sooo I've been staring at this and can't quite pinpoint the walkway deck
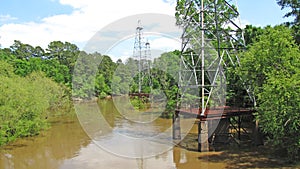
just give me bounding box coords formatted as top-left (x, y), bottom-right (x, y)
top-left (177, 106), bottom-right (255, 121)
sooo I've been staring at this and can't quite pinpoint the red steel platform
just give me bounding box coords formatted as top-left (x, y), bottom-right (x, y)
top-left (177, 106), bottom-right (255, 121)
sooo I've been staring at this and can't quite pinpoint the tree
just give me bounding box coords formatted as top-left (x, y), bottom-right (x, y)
top-left (46, 41), bottom-right (80, 87)
top-left (46, 41), bottom-right (79, 72)
top-left (10, 40), bottom-right (35, 60)
top-left (97, 54), bottom-right (116, 91)
top-left (32, 46), bottom-right (45, 58)
top-left (239, 25), bottom-right (300, 159)
top-left (72, 52), bottom-right (99, 99)
top-left (239, 25), bottom-right (299, 93)
top-left (95, 74), bottom-right (110, 98)
top-left (243, 25), bottom-right (264, 46)
top-left (277, 0), bottom-right (300, 44)
top-left (0, 60), bottom-right (69, 146)
top-left (152, 51), bottom-right (181, 117)
top-left (111, 57), bottom-right (137, 95)
top-left (0, 48), bottom-right (16, 62)
top-left (116, 59), bottom-right (123, 65)
top-left (40, 59), bottom-right (70, 84)
top-left (277, 0), bottom-right (300, 25)
top-left (258, 73), bottom-right (300, 160)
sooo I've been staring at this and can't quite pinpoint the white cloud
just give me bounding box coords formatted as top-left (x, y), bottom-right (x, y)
top-left (0, 14), bottom-right (17, 22)
top-left (0, 0), bottom-right (176, 49)
top-left (149, 37), bottom-right (181, 52)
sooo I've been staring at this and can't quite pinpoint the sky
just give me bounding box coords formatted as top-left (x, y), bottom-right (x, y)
top-left (0, 0), bottom-right (294, 60)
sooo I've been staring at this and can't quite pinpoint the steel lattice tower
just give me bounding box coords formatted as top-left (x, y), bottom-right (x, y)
top-left (177, 0), bottom-right (255, 115)
top-left (133, 20), bottom-right (152, 94)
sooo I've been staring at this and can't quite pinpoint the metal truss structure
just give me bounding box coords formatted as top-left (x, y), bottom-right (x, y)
top-left (133, 20), bottom-right (152, 94)
top-left (177, 0), bottom-right (256, 116)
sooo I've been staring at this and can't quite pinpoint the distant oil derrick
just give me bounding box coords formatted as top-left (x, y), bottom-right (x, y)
top-left (133, 20), bottom-right (152, 94)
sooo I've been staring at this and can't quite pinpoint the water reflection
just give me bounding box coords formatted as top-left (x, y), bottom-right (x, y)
top-left (75, 99), bottom-right (177, 158)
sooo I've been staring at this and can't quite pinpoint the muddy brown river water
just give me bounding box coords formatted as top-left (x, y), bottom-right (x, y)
top-left (0, 99), bottom-right (298, 169)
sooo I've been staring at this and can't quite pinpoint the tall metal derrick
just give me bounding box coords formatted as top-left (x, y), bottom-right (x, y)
top-left (133, 20), bottom-right (152, 94)
top-left (173, 0), bottom-right (257, 151)
top-left (176, 0), bottom-right (255, 115)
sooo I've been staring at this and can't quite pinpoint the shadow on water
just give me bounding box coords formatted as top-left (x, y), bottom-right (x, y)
top-left (177, 132), bottom-right (299, 169)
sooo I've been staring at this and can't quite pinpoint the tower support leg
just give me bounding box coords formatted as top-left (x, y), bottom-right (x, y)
top-left (253, 120), bottom-right (264, 146)
top-left (198, 120), bottom-right (209, 152)
top-left (173, 110), bottom-right (181, 140)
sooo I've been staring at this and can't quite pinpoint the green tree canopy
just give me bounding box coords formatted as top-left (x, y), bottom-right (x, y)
top-left (0, 60), bottom-right (69, 146)
top-left (277, 0), bottom-right (300, 44)
top-left (239, 25), bottom-right (300, 159)
top-left (277, 0), bottom-right (300, 25)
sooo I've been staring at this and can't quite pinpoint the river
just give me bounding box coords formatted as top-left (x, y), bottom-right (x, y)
top-left (0, 99), bottom-right (297, 169)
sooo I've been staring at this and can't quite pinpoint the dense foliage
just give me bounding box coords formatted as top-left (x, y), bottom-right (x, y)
top-left (239, 25), bottom-right (300, 159)
top-left (0, 40), bottom-right (81, 146)
top-left (277, 0), bottom-right (300, 44)
top-left (0, 60), bottom-right (69, 146)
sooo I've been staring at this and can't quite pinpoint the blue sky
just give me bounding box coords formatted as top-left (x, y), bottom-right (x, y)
top-left (238, 0), bottom-right (292, 26)
top-left (0, 0), bottom-right (73, 24)
top-left (0, 0), bottom-right (294, 53)
top-left (0, 0), bottom-right (292, 26)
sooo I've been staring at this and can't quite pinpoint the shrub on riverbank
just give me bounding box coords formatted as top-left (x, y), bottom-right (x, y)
top-left (0, 60), bottom-right (70, 146)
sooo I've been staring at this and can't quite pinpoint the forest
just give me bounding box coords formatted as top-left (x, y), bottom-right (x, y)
top-left (0, 0), bottom-right (299, 162)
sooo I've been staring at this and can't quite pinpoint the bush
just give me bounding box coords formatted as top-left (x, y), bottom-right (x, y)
top-left (258, 73), bottom-right (300, 160)
top-left (239, 26), bottom-right (300, 160)
top-left (0, 61), bottom-right (70, 146)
